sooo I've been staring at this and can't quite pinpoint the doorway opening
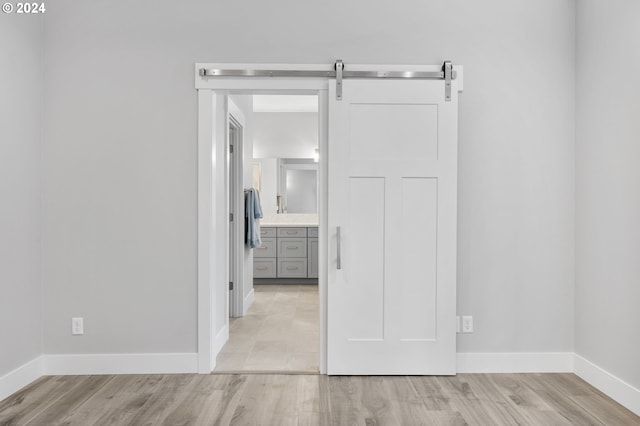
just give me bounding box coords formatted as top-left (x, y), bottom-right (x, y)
top-left (215, 94), bottom-right (321, 373)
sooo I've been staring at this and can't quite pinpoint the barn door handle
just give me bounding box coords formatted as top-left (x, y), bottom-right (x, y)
top-left (336, 226), bottom-right (342, 270)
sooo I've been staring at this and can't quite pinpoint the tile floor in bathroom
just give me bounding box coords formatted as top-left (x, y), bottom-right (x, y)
top-left (213, 284), bottom-right (319, 373)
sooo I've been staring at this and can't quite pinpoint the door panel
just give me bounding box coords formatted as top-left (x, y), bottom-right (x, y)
top-left (399, 178), bottom-right (437, 341)
top-left (349, 104), bottom-right (439, 161)
top-left (345, 177), bottom-right (385, 341)
top-left (328, 78), bottom-right (458, 375)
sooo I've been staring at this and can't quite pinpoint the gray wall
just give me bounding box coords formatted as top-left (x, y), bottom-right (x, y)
top-left (576, 0), bottom-right (640, 388)
top-left (42, 0), bottom-right (575, 355)
top-left (253, 112), bottom-right (318, 159)
top-left (0, 16), bottom-right (43, 374)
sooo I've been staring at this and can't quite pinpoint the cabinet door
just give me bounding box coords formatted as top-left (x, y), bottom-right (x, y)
top-left (254, 258), bottom-right (276, 278)
top-left (277, 238), bottom-right (307, 258)
top-left (254, 238), bottom-right (276, 258)
top-left (277, 259), bottom-right (308, 278)
top-left (308, 238), bottom-right (318, 278)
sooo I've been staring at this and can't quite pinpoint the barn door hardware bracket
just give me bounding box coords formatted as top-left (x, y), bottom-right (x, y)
top-left (443, 61), bottom-right (453, 102)
top-left (335, 60), bottom-right (344, 101)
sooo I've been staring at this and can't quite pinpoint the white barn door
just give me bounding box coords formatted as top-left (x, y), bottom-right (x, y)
top-left (327, 78), bottom-right (459, 375)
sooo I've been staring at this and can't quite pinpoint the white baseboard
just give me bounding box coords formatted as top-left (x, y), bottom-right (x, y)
top-left (574, 354), bottom-right (640, 416)
top-left (243, 288), bottom-right (255, 316)
top-left (213, 325), bottom-right (229, 358)
top-left (457, 352), bottom-right (574, 373)
top-left (43, 353), bottom-right (197, 375)
top-left (0, 356), bottom-right (43, 402)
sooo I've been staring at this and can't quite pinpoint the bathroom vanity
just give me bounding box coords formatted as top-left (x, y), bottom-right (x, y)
top-left (253, 214), bottom-right (318, 280)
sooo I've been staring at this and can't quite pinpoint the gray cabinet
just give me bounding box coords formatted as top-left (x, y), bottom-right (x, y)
top-left (254, 238), bottom-right (276, 258)
top-left (253, 258), bottom-right (276, 278)
top-left (254, 226), bottom-right (318, 279)
top-left (277, 238), bottom-right (307, 258)
top-left (277, 259), bottom-right (308, 278)
top-left (308, 238), bottom-right (318, 278)
top-left (253, 237), bottom-right (276, 278)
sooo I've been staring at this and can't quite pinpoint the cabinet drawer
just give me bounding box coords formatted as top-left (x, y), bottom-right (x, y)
top-left (260, 227), bottom-right (276, 238)
top-left (277, 259), bottom-right (308, 278)
top-left (277, 227), bottom-right (307, 238)
top-left (308, 227), bottom-right (318, 238)
top-left (277, 238), bottom-right (307, 258)
top-left (253, 258), bottom-right (276, 278)
top-left (254, 238), bottom-right (276, 257)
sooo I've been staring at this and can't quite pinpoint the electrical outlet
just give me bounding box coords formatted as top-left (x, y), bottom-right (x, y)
top-left (456, 316), bottom-right (461, 333)
top-left (462, 315), bottom-right (473, 333)
top-left (71, 317), bottom-right (84, 335)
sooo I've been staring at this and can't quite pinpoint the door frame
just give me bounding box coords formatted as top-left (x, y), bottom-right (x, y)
top-left (195, 62), bottom-right (463, 374)
top-left (196, 63), bottom-right (330, 373)
top-left (227, 99), bottom-right (246, 318)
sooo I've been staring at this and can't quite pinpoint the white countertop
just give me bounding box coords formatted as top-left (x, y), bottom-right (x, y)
top-left (260, 214), bottom-right (318, 227)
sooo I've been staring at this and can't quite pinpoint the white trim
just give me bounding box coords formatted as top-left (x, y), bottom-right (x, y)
top-left (456, 352), bottom-right (574, 373)
top-left (0, 356), bottom-right (43, 402)
top-left (228, 98), bottom-right (246, 318)
top-left (197, 89), bottom-right (215, 374)
top-left (196, 71), bottom-right (329, 378)
top-left (213, 324), bottom-right (230, 360)
top-left (43, 353), bottom-right (197, 376)
top-left (242, 288), bottom-right (255, 316)
top-left (574, 354), bottom-right (640, 416)
top-left (317, 90), bottom-right (328, 375)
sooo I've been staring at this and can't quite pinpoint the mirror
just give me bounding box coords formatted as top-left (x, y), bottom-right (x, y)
top-left (253, 157), bottom-right (318, 216)
top-left (283, 166), bottom-right (317, 214)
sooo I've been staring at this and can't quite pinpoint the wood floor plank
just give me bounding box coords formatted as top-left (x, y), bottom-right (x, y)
top-left (123, 374), bottom-right (200, 425)
top-left (486, 373), bottom-right (573, 425)
top-left (230, 374), bottom-right (303, 425)
top-left (0, 376), bottom-right (70, 424)
top-left (24, 375), bottom-right (114, 425)
top-left (358, 376), bottom-right (403, 425)
top-left (323, 376), bottom-right (370, 426)
top-left (520, 374), bottom-right (605, 425)
top-left (186, 375), bottom-right (248, 426)
top-left (384, 377), bottom-right (466, 426)
top-left (0, 373), bottom-right (638, 426)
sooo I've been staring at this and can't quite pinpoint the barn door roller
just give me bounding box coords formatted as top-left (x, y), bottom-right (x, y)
top-left (199, 60), bottom-right (457, 101)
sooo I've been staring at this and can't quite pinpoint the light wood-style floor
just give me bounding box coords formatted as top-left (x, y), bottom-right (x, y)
top-left (215, 284), bottom-right (319, 373)
top-left (1, 373), bottom-right (638, 425)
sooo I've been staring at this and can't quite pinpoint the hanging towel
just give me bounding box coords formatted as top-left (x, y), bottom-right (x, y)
top-left (245, 188), bottom-right (264, 248)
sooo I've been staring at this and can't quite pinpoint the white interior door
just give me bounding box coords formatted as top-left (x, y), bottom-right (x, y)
top-left (327, 78), bottom-right (459, 375)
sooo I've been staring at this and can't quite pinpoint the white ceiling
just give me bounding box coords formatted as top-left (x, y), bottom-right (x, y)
top-left (253, 95), bottom-right (318, 113)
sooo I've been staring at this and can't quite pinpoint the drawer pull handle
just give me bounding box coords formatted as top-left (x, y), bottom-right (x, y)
top-left (286, 231), bottom-right (297, 234)
top-left (256, 266), bottom-right (268, 270)
top-left (257, 246), bottom-right (267, 249)
top-left (286, 246), bottom-right (298, 249)
top-left (286, 266), bottom-right (299, 270)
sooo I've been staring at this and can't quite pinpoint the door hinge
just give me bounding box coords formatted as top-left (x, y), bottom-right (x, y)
top-left (229, 281), bottom-right (234, 290)
top-left (229, 213), bottom-right (234, 222)
top-left (229, 144), bottom-right (234, 154)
